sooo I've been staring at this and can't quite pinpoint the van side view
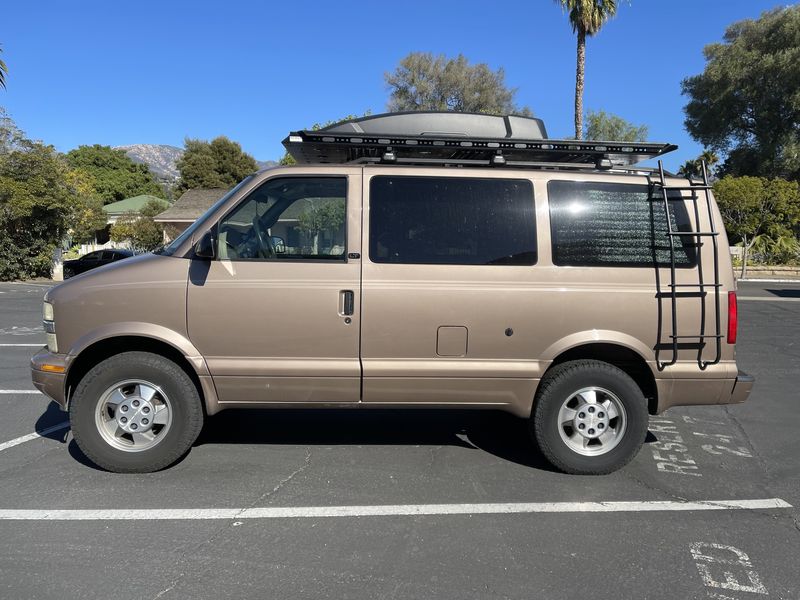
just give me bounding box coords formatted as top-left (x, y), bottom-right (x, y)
top-left (30, 112), bottom-right (753, 474)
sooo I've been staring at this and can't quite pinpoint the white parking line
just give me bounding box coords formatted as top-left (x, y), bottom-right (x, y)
top-left (0, 344), bottom-right (43, 347)
top-left (738, 296), bottom-right (800, 302)
top-left (1, 282), bottom-right (52, 287)
top-left (0, 498), bottom-right (790, 521)
top-left (0, 422), bottom-right (69, 453)
top-left (0, 390), bottom-right (42, 394)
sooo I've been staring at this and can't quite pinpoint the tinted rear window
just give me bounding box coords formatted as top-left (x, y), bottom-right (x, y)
top-left (548, 181), bottom-right (697, 267)
top-left (369, 176), bottom-right (536, 265)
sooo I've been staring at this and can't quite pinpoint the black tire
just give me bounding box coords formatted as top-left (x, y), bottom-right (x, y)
top-left (531, 359), bottom-right (648, 475)
top-left (63, 268), bottom-right (74, 279)
top-left (69, 351), bottom-right (204, 473)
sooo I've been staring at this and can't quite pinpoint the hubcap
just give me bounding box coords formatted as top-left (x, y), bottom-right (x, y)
top-left (95, 380), bottom-right (172, 452)
top-left (557, 386), bottom-right (627, 456)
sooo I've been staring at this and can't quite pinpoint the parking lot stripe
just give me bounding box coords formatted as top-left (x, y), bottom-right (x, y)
top-left (1, 282), bottom-right (52, 287)
top-left (0, 498), bottom-right (790, 521)
top-left (0, 344), bottom-right (43, 347)
top-left (0, 422), bottom-right (69, 453)
top-left (0, 390), bottom-right (42, 394)
top-left (738, 296), bottom-right (800, 302)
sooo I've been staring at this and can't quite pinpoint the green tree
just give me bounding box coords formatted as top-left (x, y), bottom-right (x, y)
top-left (713, 176), bottom-right (800, 277)
top-left (385, 52), bottom-right (531, 115)
top-left (556, 1), bottom-right (621, 140)
top-left (682, 6), bottom-right (800, 180)
top-left (677, 149), bottom-right (719, 180)
top-left (750, 233), bottom-right (800, 265)
top-left (65, 169), bottom-right (106, 243)
top-left (297, 199), bottom-right (345, 254)
top-left (139, 197), bottom-right (169, 218)
top-left (66, 145), bottom-right (163, 204)
top-left (0, 44), bottom-right (8, 90)
top-left (0, 111), bottom-right (75, 279)
top-left (176, 136), bottom-right (257, 194)
top-left (584, 110), bottom-right (647, 141)
top-left (110, 198), bottom-right (169, 252)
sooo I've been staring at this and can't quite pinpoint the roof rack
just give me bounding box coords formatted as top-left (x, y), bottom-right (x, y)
top-left (282, 112), bottom-right (677, 171)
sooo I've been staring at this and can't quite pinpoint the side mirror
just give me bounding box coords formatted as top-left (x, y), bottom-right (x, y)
top-left (194, 230), bottom-right (216, 260)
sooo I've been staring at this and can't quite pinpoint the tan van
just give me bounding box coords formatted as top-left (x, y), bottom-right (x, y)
top-left (31, 112), bottom-right (753, 474)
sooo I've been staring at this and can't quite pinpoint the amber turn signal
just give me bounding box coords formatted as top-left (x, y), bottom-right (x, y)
top-left (40, 364), bottom-right (65, 373)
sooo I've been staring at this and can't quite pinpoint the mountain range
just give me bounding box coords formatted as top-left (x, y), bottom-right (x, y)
top-left (115, 144), bottom-right (278, 182)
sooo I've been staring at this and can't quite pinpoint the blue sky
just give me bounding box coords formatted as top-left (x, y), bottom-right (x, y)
top-left (1, 0), bottom-right (790, 170)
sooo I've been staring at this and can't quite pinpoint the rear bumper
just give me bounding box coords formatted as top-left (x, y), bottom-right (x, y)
top-left (30, 348), bottom-right (68, 410)
top-left (729, 370), bottom-right (755, 404)
top-left (654, 365), bottom-right (755, 413)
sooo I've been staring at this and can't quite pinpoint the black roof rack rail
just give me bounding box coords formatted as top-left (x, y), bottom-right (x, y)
top-left (282, 112), bottom-right (677, 170)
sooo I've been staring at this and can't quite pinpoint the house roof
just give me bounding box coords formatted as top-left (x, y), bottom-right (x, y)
top-left (154, 188), bottom-right (229, 222)
top-left (103, 195), bottom-right (168, 215)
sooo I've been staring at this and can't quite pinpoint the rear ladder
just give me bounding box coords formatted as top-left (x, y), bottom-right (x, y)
top-left (653, 160), bottom-right (722, 370)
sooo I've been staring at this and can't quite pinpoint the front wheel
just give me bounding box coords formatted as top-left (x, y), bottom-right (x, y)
top-left (531, 360), bottom-right (648, 475)
top-left (70, 351), bottom-right (204, 473)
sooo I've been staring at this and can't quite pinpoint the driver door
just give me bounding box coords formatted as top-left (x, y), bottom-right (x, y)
top-left (186, 171), bottom-right (362, 406)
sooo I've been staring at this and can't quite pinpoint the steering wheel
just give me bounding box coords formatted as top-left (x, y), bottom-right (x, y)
top-left (252, 216), bottom-right (275, 258)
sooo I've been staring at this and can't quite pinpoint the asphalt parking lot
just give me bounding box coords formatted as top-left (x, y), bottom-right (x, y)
top-left (0, 280), bottom-right (798, 599)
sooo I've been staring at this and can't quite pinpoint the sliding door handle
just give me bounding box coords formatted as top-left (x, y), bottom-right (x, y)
top-left (340, 290), bottom-right (355, 316)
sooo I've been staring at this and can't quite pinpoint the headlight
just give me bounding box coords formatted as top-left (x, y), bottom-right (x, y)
top-left (43, 302), bottom-right (57, 353)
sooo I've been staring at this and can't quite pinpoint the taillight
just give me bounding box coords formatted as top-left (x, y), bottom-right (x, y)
top-left (727, 291), bottom-right (738, 344)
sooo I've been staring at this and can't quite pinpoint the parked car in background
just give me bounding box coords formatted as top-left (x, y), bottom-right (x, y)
top-left (63, 249), bottom-right (135, 279)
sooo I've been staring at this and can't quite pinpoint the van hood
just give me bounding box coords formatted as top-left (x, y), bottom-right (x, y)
top-left (46, 253), bottom-right (182, 304)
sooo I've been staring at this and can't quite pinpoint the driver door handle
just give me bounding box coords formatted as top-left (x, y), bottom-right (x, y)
top-left (340, 290), bottom-right (355, 316)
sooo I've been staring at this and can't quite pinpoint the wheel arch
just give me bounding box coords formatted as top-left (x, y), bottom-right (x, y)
top-left (544, 341), bottom-right (658, 415)
top-left (64, 333), bottom-right (216, 414)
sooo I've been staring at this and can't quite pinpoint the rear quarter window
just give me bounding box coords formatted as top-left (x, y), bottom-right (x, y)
top-left (547, 180), bottom-right (697, 268)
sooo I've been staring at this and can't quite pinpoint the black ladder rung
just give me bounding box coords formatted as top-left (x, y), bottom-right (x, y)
top-left (668, 231), bottom-right (719, 237)
top-left (656, 291), bottom-right (707, 298)
top-left (669, 335), bottom-right (723, 339)
top-left (659, 185), bottom-right (714, 191)
top-left (655, 342), bottom-right (705, 351)
top-left (669, 283), bottom-right (722, 288)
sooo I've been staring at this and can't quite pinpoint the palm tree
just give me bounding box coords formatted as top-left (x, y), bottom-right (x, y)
top-left (678, 150), bottom-right (720, 180)
top-left (699, 149), bottom-right (719, 171)
top-left (0, 45), bottom-right (7, 90)
top-left (556, 1), bottom-right (619, 139)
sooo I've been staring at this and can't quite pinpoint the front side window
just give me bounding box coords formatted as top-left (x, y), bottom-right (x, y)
top-left (548, 181), bottom-right (697, 267)
top-left (369, 176), bottom-right (536, 265)
top-left (217, 177), bottom-right (347, 261)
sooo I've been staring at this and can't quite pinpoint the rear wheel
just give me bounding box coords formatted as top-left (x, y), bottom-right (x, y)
top-left (70, 351), bottom-right (204, 473)
top-left (531, 359), bottom-right (648, 475)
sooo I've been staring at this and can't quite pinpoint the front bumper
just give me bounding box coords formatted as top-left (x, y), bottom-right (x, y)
top-left (30, 348), bottom-right (68, 410)
top-left (729, 370), bottom-right (755, 404)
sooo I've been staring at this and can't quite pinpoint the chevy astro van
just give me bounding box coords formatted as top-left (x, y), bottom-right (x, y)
top-left (31, 112), bottom-right (753, 474)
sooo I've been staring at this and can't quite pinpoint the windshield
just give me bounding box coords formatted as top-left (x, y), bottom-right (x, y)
top-left (155, 176), bottom-right (255, 256)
